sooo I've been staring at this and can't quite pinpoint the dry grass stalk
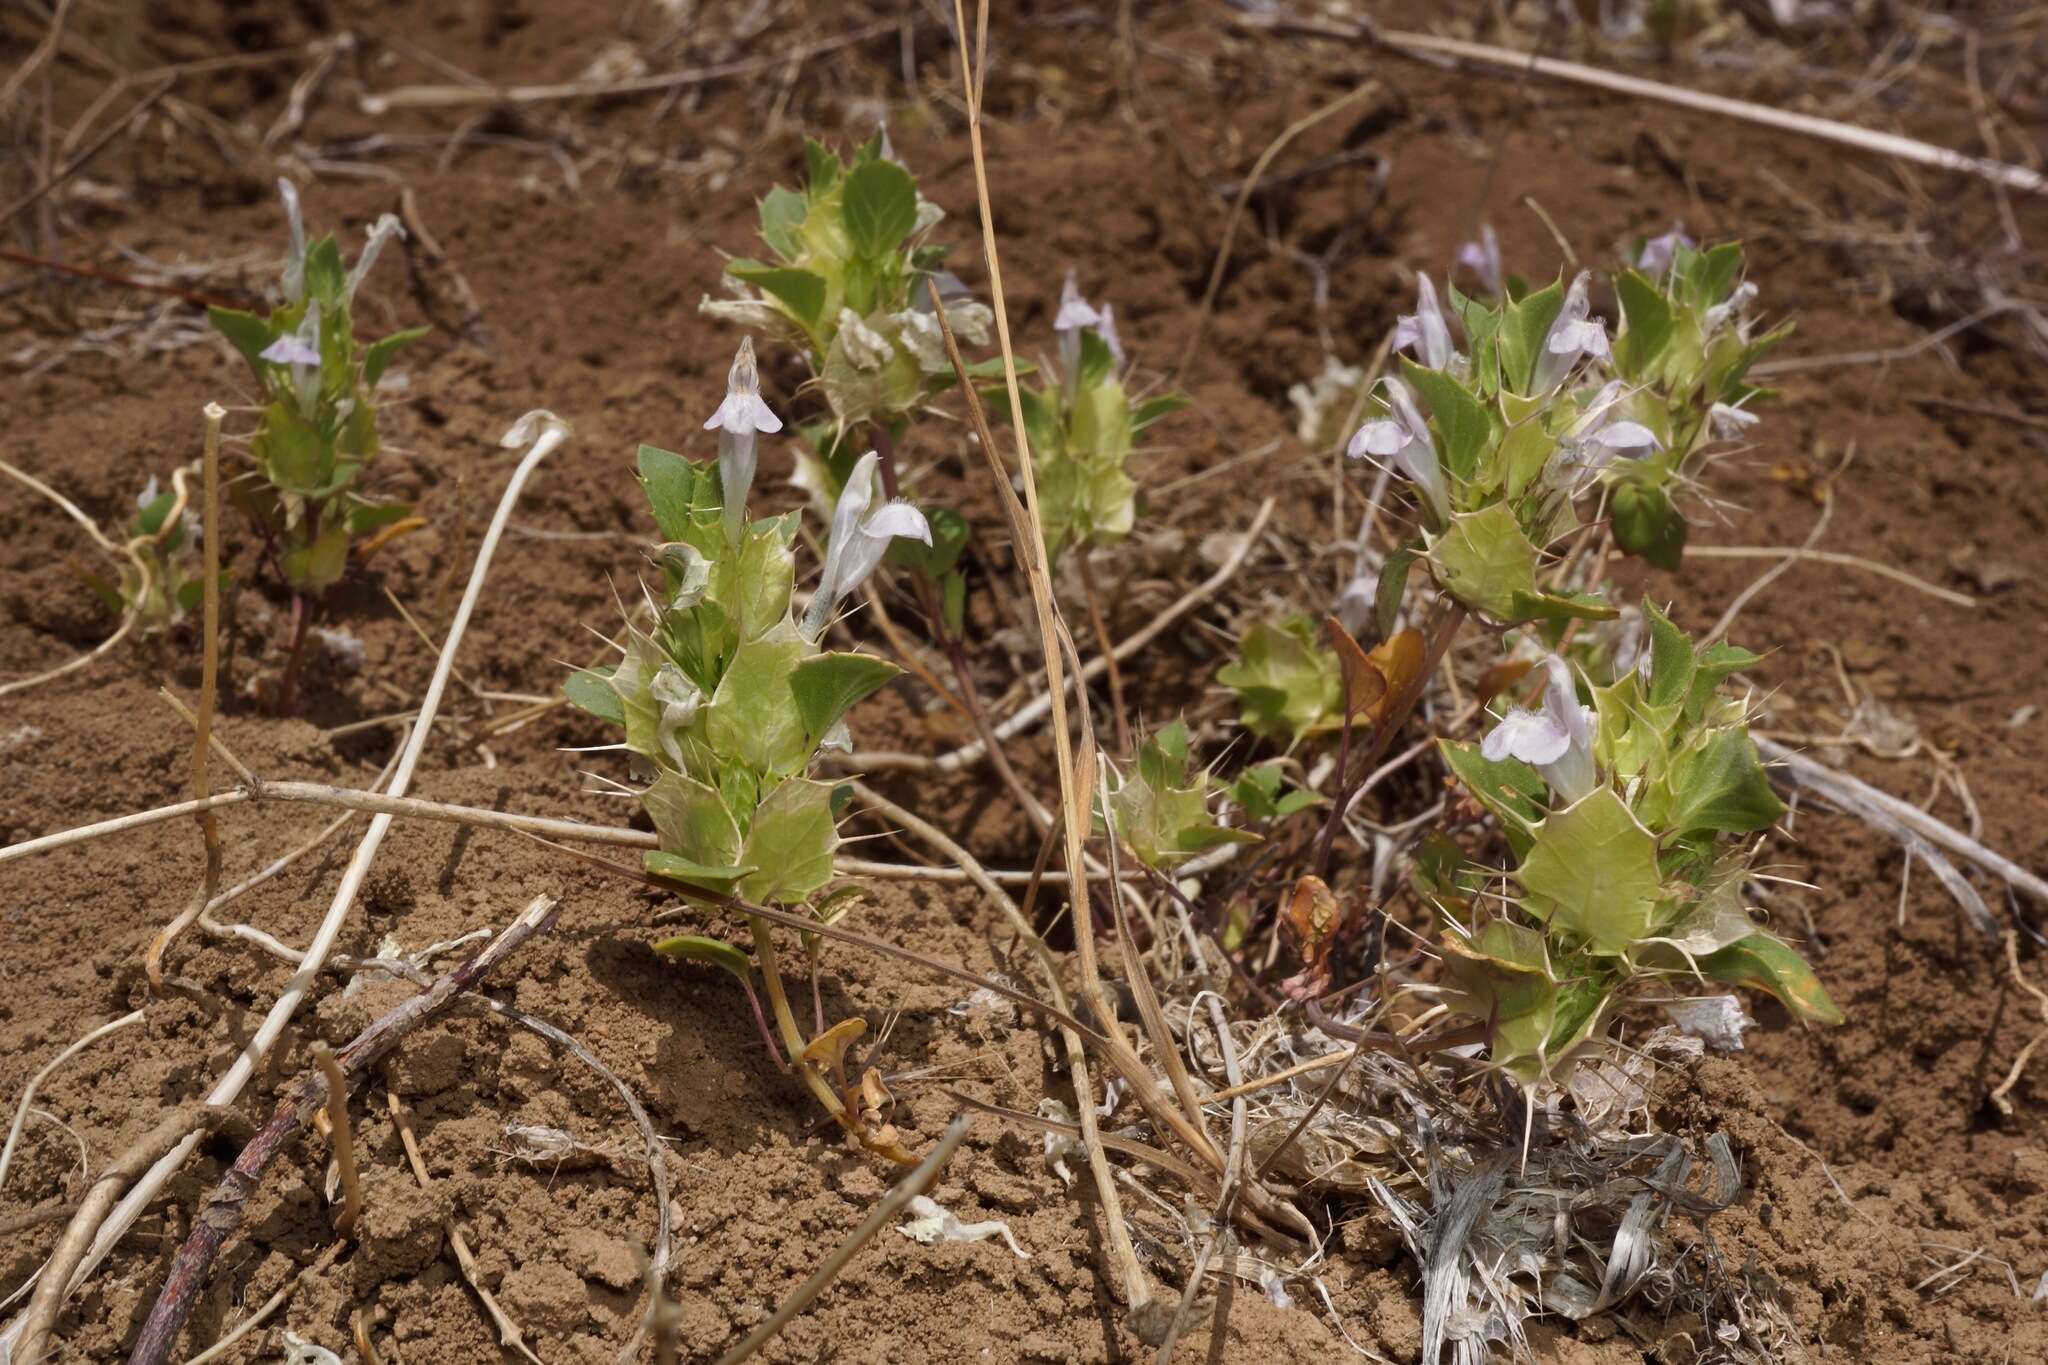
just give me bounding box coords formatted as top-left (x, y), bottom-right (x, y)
top-left (145, 402), bottom-right (226, 989)
top-left (310, 1044), bottom-right (363, 1236)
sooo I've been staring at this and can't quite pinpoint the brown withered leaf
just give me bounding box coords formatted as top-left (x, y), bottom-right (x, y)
top-left (1364, 628), bottom-right (1426, 726)
top-left (1283, 874), bottom-right (1343, 968)
top-left (1323, 615), bottom-right (1388, 716)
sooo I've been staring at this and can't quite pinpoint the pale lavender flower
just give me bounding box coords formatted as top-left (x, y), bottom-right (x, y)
top-left (1530, 271), bottom-right (1609, 394)
top-left (1481, 656), bottom-right (1598, 805)
top-left (1555, 380), bottom-right (1658, 491)
top-left (1054, 270), bottom-right (1102, 393)
top-left (260, 333), bottom-right (320, 367)
top-left (1456, 225), bottom-right (1504, 298)
top-left (1704, 281), bottom-right (1758, 337)
top-left (261, 300), bottom-right (322, 415)
top-left (1633, 223), bottom-right (1694, 279)
top-left (801, 451), bottom-right (932, 639)
top-left (1709, 401), bottom-right (1760, 441)
top-left (343, 214), bottom-right (406, 307)
top-left (277, 178), bottom-right (308, 304)
top-left (1347, 377), bottom-right (1450, 524)
top-left (703, 337), bottom-right (782, 540)
top-left (1391, 272), bottom-right (1456, 372)
top-left (1096, 301), bottom-right (1125, 370)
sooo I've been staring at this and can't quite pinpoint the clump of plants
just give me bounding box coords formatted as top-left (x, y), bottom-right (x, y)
top-left (564, 340), bottom-right (931, 1161)
top-left (1200, 233), bottom-right (1832, 1095)
top-left (207, 180), bottom-right (426, 710)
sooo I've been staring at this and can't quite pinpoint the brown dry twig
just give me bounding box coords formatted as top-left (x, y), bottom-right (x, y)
top-left (1990, 932), bottom-right (2048, 1118)
top-left (18, 1105), bottom-right (238, 1364)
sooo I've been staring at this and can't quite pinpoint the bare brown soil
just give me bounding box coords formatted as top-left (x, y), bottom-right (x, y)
top-left (4, 2), bottom-right (2048, 1362)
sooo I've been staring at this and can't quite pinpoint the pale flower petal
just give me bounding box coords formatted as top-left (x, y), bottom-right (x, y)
top-left (1482, 707), bottom-right (1573, 766)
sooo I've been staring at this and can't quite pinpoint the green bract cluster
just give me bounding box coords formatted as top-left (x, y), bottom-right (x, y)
top-left (1353, 236), bottom-right (1785, 631)
top-left (1101, 722), bottom-right (1258, 871)
top-left (562, 445), bottom-right (904, 908)
top-left (208, 181), bottom-right (424, 597)
top-left (1215, 615), bottom-right (1345, 744)
top-left (994, 276), bottom-right (1185, 556)
top-left (1424, 604), bottom-right (1837, 1088)
top-left (1604, 237), bottom-right (1792, 567)
top-left (86, 479), bottom-right (212, 633)
top-left (699, 132), bottom-right (994, 489)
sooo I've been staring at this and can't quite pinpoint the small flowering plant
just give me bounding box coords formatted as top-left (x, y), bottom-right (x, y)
top-left (82, 477), bottom-right (212, 634)
top-left (1423, 604), bottom-right (1838, 1088)
top-left (566, 341), bottom-right (930, 1160)
top-left (207, 180), bottom-right (424, 599)
top-left (700, 132), bottom-right (995, 494)
top-left (994, 273), bottom-right (1186, 556)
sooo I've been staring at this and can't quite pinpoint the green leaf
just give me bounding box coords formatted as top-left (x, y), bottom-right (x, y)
top-left (789, 651), bottom-right (901, 749)
top-left (644, 853), bottom-right (757, 895)
top-left (1401, 360), bottom-right (1491, 481)
top-left (303, 235), bottom-right (346, 306)
top-left (1497, 280), bottom-right (1564, 396)
top-left (1516, 788), bottom-right (1662, 955)
top-left (706, 629), bottom-right (811, 777)
top-left (1611, 481), bottom-right (1687, 571)
top-left (132, 490), bottom-right (180, 539)
top-left (1215, 616), bottom-right (1344, 742)
top-left (803, 137), bottom-right (843, 193)
top-left (759, 185), bottom-right (808, 259)
top-left (1375, 543), bottom-right (1419, 643)
top-left (730, 263), bottom-right (828, 327)
top-left (643, 770), bottom-right (745, 868)
top-left (841, 161), bottom-right (920, 260)
top-left (1438, 739), bottom-right (1547, 833)
top-left (637, 444), bottom-right (704, 544)
top-left (1642, 600), bottom-right (1696, 710)
top-left (1131, 394), bottom-right (1189, 432)
top-left (739, 778), bottom-right (840, 905)
top-left (563, 666), bottom-right (625, 725)
top-left (1507, 589), bottom-right (1620, 624)
top-left (1692, 242), bottom-right (1746, 312)
top-left (1687, 641), bottom-right (1763, 724)
top-left (345, 501), bottom-right (414, 535)
top-left (280, 523), bottom-right (351, 594)
top-left (363, 326), bottom-right (429, 389)
top-left (1699, 933), bottom-right (1842, 1025)
top-left (1664, 729), bottom-right (1786, 837)
top-left (652, 934), bottom-right (754, 980)
top-left (1430, 503), bottom-right (1538, 620)
top-left (208, 306), bottom-right (275, 369)
top-left (256, 401), bottom-right (331, 493)
top-left (1613, 269), bottom-right (1674, 380)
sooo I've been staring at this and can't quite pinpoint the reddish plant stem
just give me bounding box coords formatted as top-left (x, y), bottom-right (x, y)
top-left (125, 901), bottom-right (559, 1365)
top-left (277, 591), bottom-right (311, 716)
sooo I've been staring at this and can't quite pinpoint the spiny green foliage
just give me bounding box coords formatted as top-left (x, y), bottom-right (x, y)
top-left (1424, 606), bottom-right (1833, 1089)
top-left (699, 131), bottom-right (996, 491)
top-left (208, 182), bottom-right (424, 597)
top-left (990, 279), bottom-right (1186, 555)
top-left (1101, 721), bottom-right (1259, 870)
top-left (1215, 616), bottom-right (1346, 744)
top-left (562, 446), bottom-right (902, 907)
